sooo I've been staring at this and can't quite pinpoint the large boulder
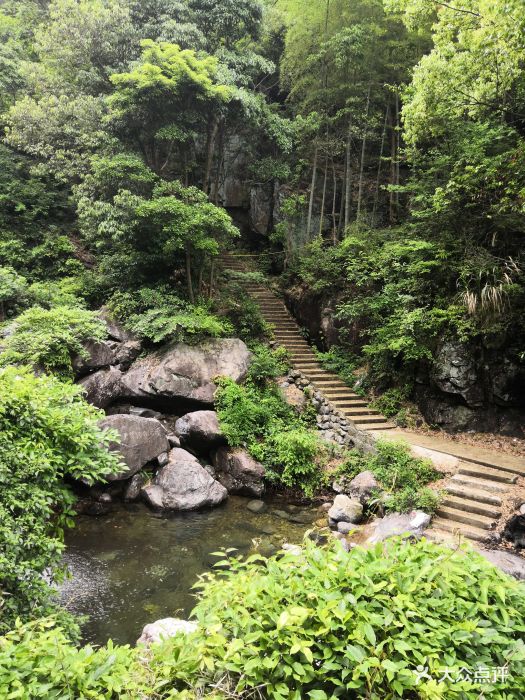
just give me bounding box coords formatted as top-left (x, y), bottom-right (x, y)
top-left (99, 414), bottom-right (169, 481)
top-left (73, 340), bottom-right (117, 375)
top-left (175, 411), bottom-right (225, 453)
top-left (98, 307), bottom-right (137, 343)
top-left (212, 447), bottom-right (265, 497)
top-left (119, 338), bottom-right (251, 408)
top-left (145, 448), bottom-right (227, 511)
top-left (367, 511), bottom-right (431, 544)
top-left (431, 340), bottom-right (483, 408)
top-left (137, 618), bottom-right (197, 646)
top-left (328, 495), bottom-right (363, 524)
top-left (333, 470), bottom-right (379, 505)
top-left (79, 366), bottom-right (124, 409)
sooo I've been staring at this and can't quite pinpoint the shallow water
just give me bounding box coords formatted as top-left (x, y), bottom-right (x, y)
top-left (61, 497), bottom-right (315, 645)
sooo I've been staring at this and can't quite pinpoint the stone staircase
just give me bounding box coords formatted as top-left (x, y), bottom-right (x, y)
top-left (222, 252), bottom-right (525, 543)
top-left (222, 253), bottom-right (395, 431)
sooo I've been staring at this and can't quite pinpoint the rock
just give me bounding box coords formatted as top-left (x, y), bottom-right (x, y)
top-left (409, 445), bottom-right (458, 476)
top-left (478, 550), bottom-right (525, 581)
top-left (123, 472), bottom-right (147, 502)
top-left (282, 384), bottom-right (307, 413)
top-left (167, 434), bottom-right (181, 448)
top-left (432, 341), bottom-right (483, 407)
top-left (73, 340), bottom-right (117, 375)
top-left (273, 509), bottom-right (290, 521)
top-left (129, 406), bottom-right (162, 419)
top-left (99, 414), bottom-right (170, 481)
top-left (212, 447), bottom-right (265, 497)
top-left (328, 495), bottom-right (363, 524)
top-left (137, 618), bottom-right (197, 646)
top-left (282, 543), bottom-right (302, 556)
top-left (337, 521), bottom-right (355, 535)
top-left (141, 484), bottom-right (164, 510)
top-left (175, 411), bottom-right (225, 453)
top-left (79, 366), bottom-right (124, 409)
top-left (149, 448), bottom-right (227, 511)
top-left (333, 471), bottom-right (379, 506)
top-left (111, 340), bottom-right (142, 370)
top-left (520, 504), bottom-right (525, 516)
top-left (503, 514), bottom-right (525, 548)
top-left (99, 307), bottom-right (137, 343)
top-left (247, 499), bottom-right (267, 514)
top-left (288, 510), bottom-right (316, 524)
top-left (119, 338), bottom-right (251, 408)
top-left (367, 511), bottom-right (431, 544)
top-left (319, 502), bottom-right (332, 512)
top-left (157, 452), bottom-right (169, 467)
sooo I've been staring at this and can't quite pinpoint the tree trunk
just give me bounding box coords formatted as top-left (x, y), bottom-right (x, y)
top-left (331, 159), bottom-right (338, 243)
top-left (372, 104), bottom-right (389, 226)
top-left (395, 91), bottom-right (400, 212)
top-left (356, 85), bottom-right (371, 223)
top-left (319, 157), bottom-right (328, 237)
top-left (306, 142), bottom-right (318, 239)
top-left (209, 259), bottom-right (215, 299)
top-left (203, 116), bottom-right (219, 197)
top-left (344, 118), bottom-right (352, 231)
top-left (185, 247), bottom-right (195, 303)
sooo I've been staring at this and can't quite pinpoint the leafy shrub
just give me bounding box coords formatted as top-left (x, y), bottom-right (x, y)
top-left (246, 344), bottom-right (290, 385)
top-left (0, 618), bottom-right (147, 699)
top-left (337, 439), bottom-right (440, 513)
top-left (215, 376), bottom-right (324, 495)
top-left (0, 266), bottom-right (28, 320)
top-left (108, 286), bottom-right (233, 345)
top-left (0, 305), bottom-right (106, 377)
top-left (218, 282), bottom-right (271, 341)
top-left (370, 387), bottom-right (410, 419)
top-left (161, 538), bottom-right (525, 699)
top-left (315, 347), bottom-right (360, 387)
top-left (0, 367), bottom-right (122, 632)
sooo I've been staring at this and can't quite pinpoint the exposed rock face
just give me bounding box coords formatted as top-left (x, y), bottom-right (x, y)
top-left (175, 411), bottom-right (225, 453)
top-left (123, 472), bottom-right (147, 502)
top-left (333, 471), bottom-right (379, 506)
top-left (73, 340), bottom-right (117, 375)
top-left (212, 447), bottom-right (265, 497)
top-left (431, 341), bottom-right (483, 407)
top-left (98, 307), bottom-right (137, 343)
top-left (119, 338), bottom-right (251, 408)
top-left (503, 513), bottom-right (525, 548)
top-left (99, 414), bottom-right (169, 481)
top-left (367, 511), bottom-right (431, 544)
top-left (479, 550), bottom-right (525, 581)
top-left (79, 366), bottom-right (124, 409)
top-left (137, 618), bottom-right (197, 646)
top-left (328, 495), bottom-right (363, 524)
top-left (146, 448), bottom-right (227, 511)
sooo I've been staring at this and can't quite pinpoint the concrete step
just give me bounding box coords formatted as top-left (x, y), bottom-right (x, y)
top-left (350, 415), bottom-right (390, 424)
top-left (428, 521), bottom-right (489, 543)
top-left (458, 463), bottom-right (518, 485)
top-left (331, 400), bottom-right (369, 408)
top-left (450, 473), bottom-right (509, 494)
top-left (341, 407), bottom-right (383, 416)
top-left (354, 422), bottom-right (396, 430)
top-left (441, 496), bottom-right (501, 519)
top-left (435, 505), bottom-right (496, 530)
top-left (445, 483), bottom-right (502, 506)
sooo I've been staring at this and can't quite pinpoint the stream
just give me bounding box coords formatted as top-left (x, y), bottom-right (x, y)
top-left (60, 497), bottom-right (316, 645)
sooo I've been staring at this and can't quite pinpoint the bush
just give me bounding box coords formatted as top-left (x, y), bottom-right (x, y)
top-left (370, 387), bottom-right (411, 419)
top-left (0, 367), bottom-right (122, 632)
top-left (0, 305), bottom-right (106, 378)
top-left (337, 440), bottom-right (440, 513)
top-left (215, 375), bottom-right (324, 495)
top-left (246, 344), bottom-right (290, 385)
top-left (162, 538), bottom-right (525, 699)
top-left (0, 619), bottom-right (147, 699)
top-left (107, 286), bottom-right (233, 345)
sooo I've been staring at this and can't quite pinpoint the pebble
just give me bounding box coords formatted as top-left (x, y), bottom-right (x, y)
top-left (247, 499), bottom-right (267, 514)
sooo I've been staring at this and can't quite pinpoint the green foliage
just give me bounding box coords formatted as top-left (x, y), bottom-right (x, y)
top-left (163, 538), bottom-right (525, 699)
top-left (246, 344), bottom-right (290, 385)
top-left (315, 347), bottom-right (360, 387)
top-left (216, 369), bottom-right (323, 496)
top-left (108, 286), bottom-right (232, 345)
top-left (0, 367), bottom-right (122, 632)
top-left (0, 305), bottom-right (106, 378)
top-left (0, 618), bottom-right (147, 699)
top-left (337, 439), bottom-right (440, 513)
top-left (370, 387), bottom-right (410, 419)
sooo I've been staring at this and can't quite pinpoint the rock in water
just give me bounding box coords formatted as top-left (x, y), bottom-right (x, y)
top-left (148, 448), bottom-right (227, 511)
top-left (137, 618), bottom-right (197, 646)
top-left (175, 411), bottom-right (225, 453)
top-left (119, 338), bottom-right (251, 407)
top-left (328, 495), bottom-right (363, 524)
top-left (99, 414), bottom-right (169, 481)
top-left (212, 447), bottom-right (265, 496)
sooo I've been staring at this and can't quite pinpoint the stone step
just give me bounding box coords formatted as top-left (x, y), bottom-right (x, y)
top-left (445, 483), bottom-right (502, 506)
top-left (450, 474), bottom-right (509, 494)
top-left (354, 422), bottom-right (396, 430)
top-left (435, 505), bottom-right (496, 530)
top-left (441, 495), bottom-right (502, 519)
top-left (341, 407), bottom-right (383, 416)
top-left (458, 463), bottom-right (518, 485)
top-left (332, 399), bottom-right (369, 408)
top-left (350, 415), bottom-right (389, 424)
top-left (430, 518), bottom-right (490, 543)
